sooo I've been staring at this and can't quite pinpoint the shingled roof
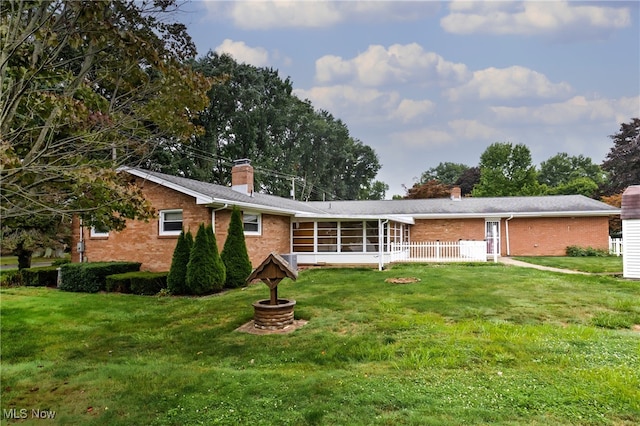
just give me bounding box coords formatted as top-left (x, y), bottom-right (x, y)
top-left (121, 167), bottom-right (620, 220)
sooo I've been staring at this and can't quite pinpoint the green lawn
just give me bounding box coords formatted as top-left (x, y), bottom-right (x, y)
top-left (513, 256), bottom-right (624, 273)
top-left (1, 263), bottom-right (639, 425)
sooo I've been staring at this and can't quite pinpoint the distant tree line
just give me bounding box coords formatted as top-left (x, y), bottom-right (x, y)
top-left (402, 118), bottom-right (639, 202)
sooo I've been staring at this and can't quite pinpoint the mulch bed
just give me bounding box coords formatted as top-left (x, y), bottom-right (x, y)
top-left (385, 277), bottom-right (421, 284)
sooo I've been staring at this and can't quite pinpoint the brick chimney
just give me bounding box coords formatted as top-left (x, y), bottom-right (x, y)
top-left (231, 159), bottom-right (254, 195)
top-left (450, 186), bottom-right (461, 201)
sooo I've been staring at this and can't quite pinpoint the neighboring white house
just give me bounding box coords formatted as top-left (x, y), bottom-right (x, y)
top-left (622, 185), bottom-right (640, 279)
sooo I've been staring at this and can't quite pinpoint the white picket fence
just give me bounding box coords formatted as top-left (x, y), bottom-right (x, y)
top-left (609, 237), bottom-right (623, 256)
top-left (390, 241), bottom-right (487, 263)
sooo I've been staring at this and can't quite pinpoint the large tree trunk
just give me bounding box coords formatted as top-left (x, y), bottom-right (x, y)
top-left (16, 245), bottom-right (32, 270)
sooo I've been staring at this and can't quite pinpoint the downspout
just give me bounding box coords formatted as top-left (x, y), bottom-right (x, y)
top-left (78, 218), bottom-right (84, 263)
top-left (378, 219), bottom-right (389, 271)
top-left (211, 204), bottom-right (229, 233)
top-left (505, 215), bottom-right (514, 257)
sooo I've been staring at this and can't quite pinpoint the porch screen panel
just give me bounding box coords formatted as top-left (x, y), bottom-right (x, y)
top-left (365, 221), bottom-right (379, 252)
top-left (317, 222), bottom-right (338, 252)
top-left (293, 222), bottom-right (314, 252)
top-left (340, 221), bottom-right (364, 252)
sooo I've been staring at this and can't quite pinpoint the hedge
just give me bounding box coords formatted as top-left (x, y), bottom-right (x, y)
top-left (59, 262), bottom-right (141, 293)
top-left (106, 271), bottom-right (168, 295)
top-left (21, 266), bottom-right (60, 287)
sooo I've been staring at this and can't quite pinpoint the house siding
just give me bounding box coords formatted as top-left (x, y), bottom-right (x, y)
top-left (71, 178), bottom-right (292, 272)
top-left (411, 218), bottom-right (486, 242)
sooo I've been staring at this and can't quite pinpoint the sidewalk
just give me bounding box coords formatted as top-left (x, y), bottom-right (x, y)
top-left (498, 257), bottom-right (591, 275)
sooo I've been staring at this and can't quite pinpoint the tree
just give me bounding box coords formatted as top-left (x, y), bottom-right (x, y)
top-left (545, 177), bottom-right (599, 198)
top-left (186, 224), bottom-right (225, 295)
top-left (404, 180), bottom-right (451, 199)
top-left (538, 153), bottom-right (605, 188)
top-left (221, 208), bottom-right (252, 289)
top-left (359, 180), bottom-right (389, 200)
top-left (602, 118), bottom-right (640, 195)
top-left (146, 53), bottom-right (383, 201)
top-left (167, 229), bottom-right (193, 295)
top-left (1, 1), bottom-right (211, 264)
top-left (601, 193), bottom-right (622, 237)
top-left (454, 167), bottom-right (480, 196)
top-left (472, 142), bottom-right (542, 197)
top-left (420, 162), bottom-right (470, 185)
top-left (0, 215), bottom-right (69, 269)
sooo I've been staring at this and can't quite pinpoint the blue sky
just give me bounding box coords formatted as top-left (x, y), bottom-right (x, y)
top-left (179, 1), bottom-right (639, 198)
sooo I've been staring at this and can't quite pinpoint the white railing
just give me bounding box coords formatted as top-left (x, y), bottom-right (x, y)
top-left (390, 241), bottom-right (486, 263)
top-left (609, 237), bottom-right (623, 256)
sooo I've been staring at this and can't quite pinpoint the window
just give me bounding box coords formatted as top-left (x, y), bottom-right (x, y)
top-left (340, 221), bottom-right (364, 252)
top-left (317, 221), bottom-right (338, 252)
top-left (243, 212), bottom-right (261, 235)
top-left (90, 224), bottom-right (109, 238)
top-left (293, 222), bottom-right (315, 252)
top-left (160, 210), bottom-right (183, 236)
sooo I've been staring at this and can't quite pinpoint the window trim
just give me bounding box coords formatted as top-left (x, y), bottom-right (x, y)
top-left (242, 211), bottom-right (261, 236)
top-left (159, 209), bottom-right (183, 236)
top-left (90, 226), bottom-right (109, 238)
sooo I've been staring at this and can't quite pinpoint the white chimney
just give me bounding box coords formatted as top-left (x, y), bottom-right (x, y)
top-left (231, 159), bottom-right (254, 195)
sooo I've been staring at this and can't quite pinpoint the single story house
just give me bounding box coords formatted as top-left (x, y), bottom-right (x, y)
top-left (71, 160), bottom-right (620, 271)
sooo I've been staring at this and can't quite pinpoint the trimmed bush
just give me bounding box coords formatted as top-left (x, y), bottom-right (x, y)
top-left (21, 266), bottom-right (59, 287)
top-left (221, 207), bottom-right (252, 288)
top-left (59, 262), bottom-right (141, 293)
top-left (566, 245), bottom-right (609, 257)
top-left (106, 271), bottom-right (168, 295)
top-left (167, 230), bottom-right (193, 295)
top-left (185, 224), bottom-right (225, 295)
top-left (0, 270), bottom-right (23, 287)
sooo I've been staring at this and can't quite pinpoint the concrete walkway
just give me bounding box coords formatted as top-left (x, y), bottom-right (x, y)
top-left (498, 257), bottom-right (591, 275)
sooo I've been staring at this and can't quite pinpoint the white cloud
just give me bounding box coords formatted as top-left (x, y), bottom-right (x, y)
top-left (228, 1), bottom-right (342, 29)
top-left (220, 1), bottom-right (440, 30)
top-left (315, 43), bottom-right (470, 87)
top-left (294, 85), bottom-right (435, 124)
top-left (448, 119), bottom-right (502, 141)
top-left (441, 1), bottom-right (631, 38)
top-left (446, 66), bottom-right (572, 101)
top-left (491, 95), bottom-right (640, 125)
top-left (391, 128), bottom-right (454, 149)
top-left (215, 39), bottom-right (270, 67)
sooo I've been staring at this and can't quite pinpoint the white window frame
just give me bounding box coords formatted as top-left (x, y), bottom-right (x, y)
top-left (90, 226), bottom-right (109, 238)
top-left (159, 209), bottom-right (183, 236)
top-left (243, 211), bottom-right (261, 236)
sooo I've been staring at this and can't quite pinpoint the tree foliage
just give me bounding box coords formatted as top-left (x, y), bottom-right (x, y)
top-left (473, 142), bottom-right (542, 197)
top-left (454, 167), bottom-right (480, 196)
top-left (145, 52), bottom-right (382, 201)
top-left (1, 0), bottom-right (211, 256)
top-left (221, 208), bottom-right (252, 289)
top-left (538, 153), bottom-right (605, 188)
top-left (404, 180), bottom-right (451, 199)
top-left (420, 162), bottom-right (470, 185)
top-left (601, 118), bottom-right (640, 195)
top-left (167, 229), bottom-right (193, 295)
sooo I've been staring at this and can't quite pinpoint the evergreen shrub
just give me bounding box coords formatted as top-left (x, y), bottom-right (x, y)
top-left (186, 224), bottom-right (225, 295)
top-left (167, 229), bottom-right (193, 295)
top-left (221, 207), bottom-right (252, 288)
top-left (21, 266), bottom-right (59, 287)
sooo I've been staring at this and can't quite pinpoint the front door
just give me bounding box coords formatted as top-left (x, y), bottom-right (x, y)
top-left (485, 220), bottom-right (500, 256)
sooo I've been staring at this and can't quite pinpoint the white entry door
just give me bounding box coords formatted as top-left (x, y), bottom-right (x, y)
top-left (485, 220), bottom-right (500, 256)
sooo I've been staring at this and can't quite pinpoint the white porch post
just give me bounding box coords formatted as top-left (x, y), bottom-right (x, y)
top-left (492, 223), bottom-right (498, 263)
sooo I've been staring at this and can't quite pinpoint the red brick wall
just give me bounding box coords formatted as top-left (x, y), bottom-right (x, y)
top-left (410, 216), bottom-right (610, 256)
top-left (506, 216), bottom-right (610, 256)
top-left (71, 179), bottom-right (292, 271)
top-left (411, 218), bottom-right (486, 242)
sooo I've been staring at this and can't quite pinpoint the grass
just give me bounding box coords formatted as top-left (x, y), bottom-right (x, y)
top-left (513, 256), bottom-right (624, 273)
top-left (1, 263), bottom-right (639, 425)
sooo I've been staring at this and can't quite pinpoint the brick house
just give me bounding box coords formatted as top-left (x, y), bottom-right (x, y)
top-left (71, 160), bottom-right (620, 271)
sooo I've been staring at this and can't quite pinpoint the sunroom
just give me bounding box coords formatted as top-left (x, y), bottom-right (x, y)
top-left (290, 217), bottom-right (413, 267)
